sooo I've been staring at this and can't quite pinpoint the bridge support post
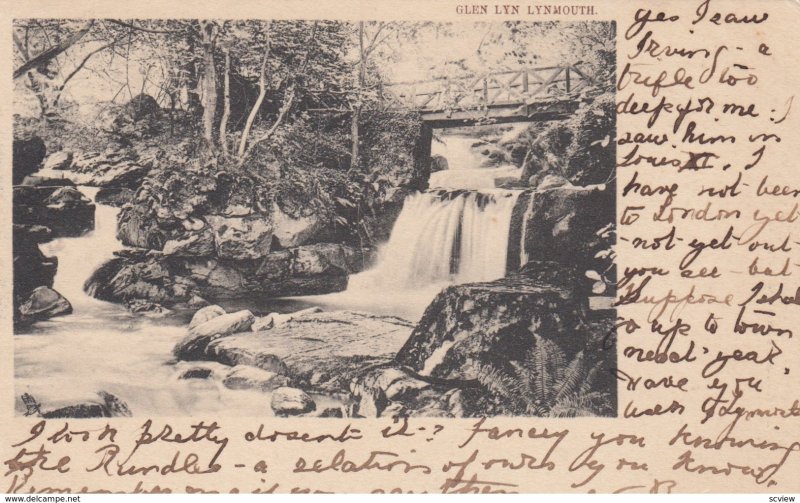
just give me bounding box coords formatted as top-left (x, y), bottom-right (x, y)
top-left (412, 123), bottom-right (433, 190)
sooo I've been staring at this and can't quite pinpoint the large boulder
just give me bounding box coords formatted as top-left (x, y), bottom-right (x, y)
top-left (13, 135), bottom-right (46, 185)
top-left (196, 311), bottom-right (414, 392)
top-left (97, 94), bottom-right (163, 138)
top-left (171, 310), bottom-right (414, 394)
top-left (270, 387), bottom-right (316, 416)
top-left (17, 286), bottom-right (72, 323)
top-left (395, 261), bottom-right (594, 381)
top-left (205, 215), bottom-right (272, 260)
top-left (85, 244), bottom-right (371, 308)
top-left (13, 186), bottom-right (95, 238)
top-left (507, 184), bottom-right (613, 272)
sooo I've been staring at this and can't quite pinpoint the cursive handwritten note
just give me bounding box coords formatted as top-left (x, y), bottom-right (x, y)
top-left (1, 0), bottom-right (799, 494)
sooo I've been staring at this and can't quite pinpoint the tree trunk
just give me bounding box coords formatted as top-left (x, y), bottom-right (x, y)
top-left (238, 21), bottom-right (271, 159)
top-left (200, 21), bottom-right (218, 146)
top-left (220, 49), bottom-right (231, 156)
top-left (350, 21), bottom-right (365, 173)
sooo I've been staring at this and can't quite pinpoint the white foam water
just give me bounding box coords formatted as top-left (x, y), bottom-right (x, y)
top-left (303, 133), bottom-right (524, 321)
top-left (14, 187), bottom-right (283, 417)
top-left (430, 135), bottom-right (523, 190)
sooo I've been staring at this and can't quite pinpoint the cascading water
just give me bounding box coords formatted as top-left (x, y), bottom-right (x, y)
top-left (353, 189), bottom-right (519, 289)
top-left (15, 186), bottom-right (289, 417)
top-left (430, 135), bottom-right (523, 190)
top-left (303, 133), bottom-right (523, 320)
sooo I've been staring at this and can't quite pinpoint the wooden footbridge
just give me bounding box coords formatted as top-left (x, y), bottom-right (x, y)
top-left (382, 64), bottom-right (594, 128)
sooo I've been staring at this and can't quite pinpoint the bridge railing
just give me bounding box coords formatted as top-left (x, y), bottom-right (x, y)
top-left (381, 64), bottom-right (593, 112)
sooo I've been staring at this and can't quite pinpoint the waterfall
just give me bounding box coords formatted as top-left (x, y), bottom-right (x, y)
top-left (297, 131), bottom-right (525, 320)
top-left (39, 186), bottom-right (121, 308)
top-left (351, 189), bottom-right (520, 290)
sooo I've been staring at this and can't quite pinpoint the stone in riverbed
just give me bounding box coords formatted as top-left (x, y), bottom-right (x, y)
top-left (204, 311), bottom-right (414, 392)
top-left (179, 367), bottom-right (213, 379)
top-left (189, 310), bottom-right (254, 337)
top-left (189, 305), bottom-right (227, 330)
top-left (223, 365), bottom-right (290, 392)
top-left (250, 306), bottom-right (324, 331)
top-left (270, 387), bottom-right (316, 416)
top-left (174, 310), bottom-right (255, 361)
top-left (39, 391), bottom-right (131, 418)
top-left (350, 367), bottom-right (430, 417)
top-left (18, 286), bottom-right (72, 322)
top-left (318, 407), bottom-right (344, 418)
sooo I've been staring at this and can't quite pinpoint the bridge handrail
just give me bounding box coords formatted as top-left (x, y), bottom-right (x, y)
top-left (381, 64), bottom-right (594, 112)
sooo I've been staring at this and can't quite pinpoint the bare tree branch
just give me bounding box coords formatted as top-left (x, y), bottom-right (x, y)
top-left (53, 38), bottom-right (122, 106)
top-left (13, 21), bottom-right (94, 79)
top-left (105, 19), bottom-right (179, 35)
top-left (241, 22), bottom-right (318, 161)
top-left (237, 22), bottom-right (272, 158)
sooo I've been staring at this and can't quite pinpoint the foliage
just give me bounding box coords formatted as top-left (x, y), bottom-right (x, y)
top-left (468, 334), bottom-right (613, 417)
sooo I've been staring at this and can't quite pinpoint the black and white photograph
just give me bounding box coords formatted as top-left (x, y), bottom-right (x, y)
top-left (12, 18), bottom-right (617, 419)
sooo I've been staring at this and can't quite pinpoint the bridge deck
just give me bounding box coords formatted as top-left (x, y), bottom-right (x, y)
top-left (383, 64), bottom-right (592, 126)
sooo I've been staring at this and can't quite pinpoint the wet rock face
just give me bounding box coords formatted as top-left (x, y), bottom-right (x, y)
top-left (395, 261), bottom-right (591, 382)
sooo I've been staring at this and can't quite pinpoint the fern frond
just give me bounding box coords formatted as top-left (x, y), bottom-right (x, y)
top-left (554, 351), bottom-right (588, 402)
top-left (524, 335), bottom-right (566, 404)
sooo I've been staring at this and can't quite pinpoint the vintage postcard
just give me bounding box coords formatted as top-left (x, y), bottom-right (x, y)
top-left (0, 0), bottom-right (798, 495)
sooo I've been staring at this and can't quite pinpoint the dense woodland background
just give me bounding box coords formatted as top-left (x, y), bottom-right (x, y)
top-left (13, 20), bottom-right (615, 243)
top-left (12, 20), bottom-right (617, 419)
